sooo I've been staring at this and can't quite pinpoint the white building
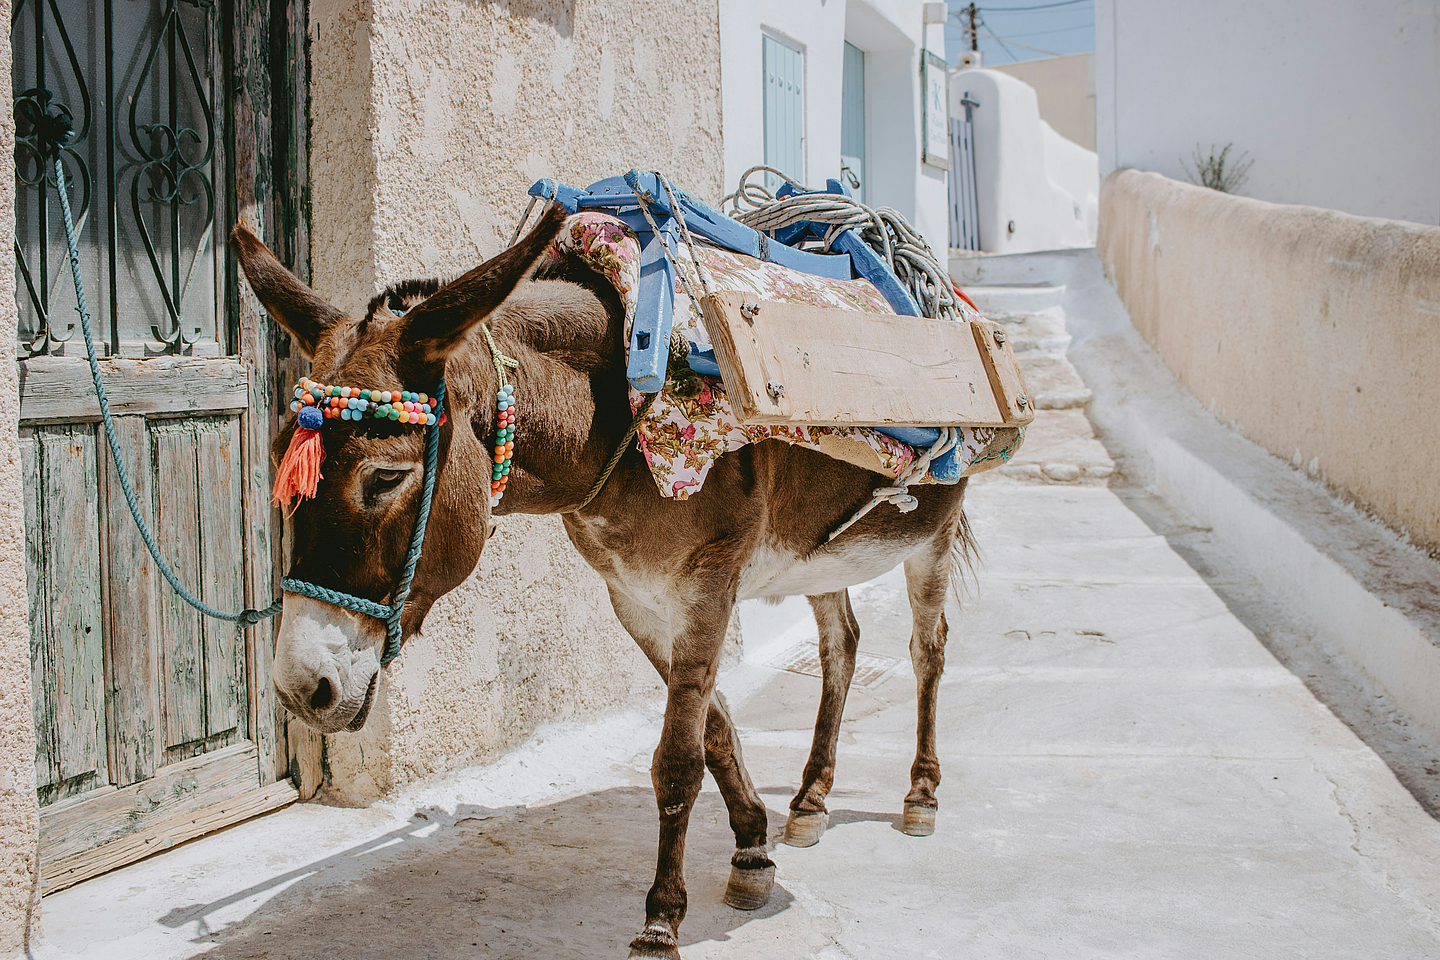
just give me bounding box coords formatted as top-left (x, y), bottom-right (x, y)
top-left (1096, 0), bottom-right (1440, 225)
top-left (719, 0), bottom-right (952, 254)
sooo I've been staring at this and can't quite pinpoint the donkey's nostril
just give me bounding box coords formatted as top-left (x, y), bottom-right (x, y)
top-left (310, 676), bottom-right (334, 711)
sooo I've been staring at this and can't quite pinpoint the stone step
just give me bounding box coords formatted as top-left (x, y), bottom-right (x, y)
top-left (961, 283), bottom-right (1067, 316)
top-left (1015, 355), bottom-right (1094, 410)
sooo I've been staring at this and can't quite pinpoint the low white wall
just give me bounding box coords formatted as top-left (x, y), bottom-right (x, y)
top-left (1096, 0), bottom-right (1440, 225)
top-left (1098, 169), bottom-right (1440, 554)
top-left (951, 67), bottom-right (1098, 254)
top-left (719, 0), bottom-right (950, 253)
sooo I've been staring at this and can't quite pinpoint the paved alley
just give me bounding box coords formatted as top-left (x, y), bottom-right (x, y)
top-left (28, 476), bottom-right (1440, 959)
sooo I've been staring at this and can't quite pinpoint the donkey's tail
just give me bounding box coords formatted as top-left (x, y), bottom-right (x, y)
top-left (948, 508), bottom-right (982, 606)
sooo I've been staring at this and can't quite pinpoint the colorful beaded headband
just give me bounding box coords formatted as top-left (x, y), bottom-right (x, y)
top-left (290, 378), bottom-right (444, 426)
top-left (273, 377), bottom-right (448, 510)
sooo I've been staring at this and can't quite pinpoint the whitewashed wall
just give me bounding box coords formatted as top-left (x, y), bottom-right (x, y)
top-left (718, 0), bottom-right (951, 254)
top-left (1096, 0), bottom-right (1440, 225)
top-left (951, 67), bottom-right (1098, 254)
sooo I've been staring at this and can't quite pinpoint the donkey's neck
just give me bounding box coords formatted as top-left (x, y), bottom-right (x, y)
top-left (458, 279), bottom-right (630, 515)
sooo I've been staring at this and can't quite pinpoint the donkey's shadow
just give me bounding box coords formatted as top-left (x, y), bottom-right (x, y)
top-left (163, 787), bottom-right (793, 958)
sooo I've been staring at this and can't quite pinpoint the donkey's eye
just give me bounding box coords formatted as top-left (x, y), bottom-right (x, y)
top-left (373, 468), bottom-right (406, 485)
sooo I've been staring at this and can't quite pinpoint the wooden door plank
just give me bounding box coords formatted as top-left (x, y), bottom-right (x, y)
top-left (21, 428), bottom-right (57, 794)
top-left (18, 356), bottom-right (249, 425)
top-left (151, 419), bottom-right (207, 754)
top-left (39, 741), bottom-right (296, 891)
top-left (100, 416), bottom-right (161, 786)
top-left (44, 779), bottom-right (298, 893)
top-left (198, 417), bottom-right (246, 738)
top-left (699, 291), bottom-right (1022, 427)
top-left (233, 0), bottom-right (292, 786)
top-left (37, 426), bottom-right (108, 795)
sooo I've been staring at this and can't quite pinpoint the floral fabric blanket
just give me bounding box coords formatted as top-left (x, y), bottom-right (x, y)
top-left (546, 212), bottom-right (1020, 501)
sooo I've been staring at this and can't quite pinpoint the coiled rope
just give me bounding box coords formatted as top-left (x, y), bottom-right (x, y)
top-left (722, 165), bottom-right (964, 323)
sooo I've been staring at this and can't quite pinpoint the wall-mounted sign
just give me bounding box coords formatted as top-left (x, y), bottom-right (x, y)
top-left (921, 50), bottom-right (950, 170)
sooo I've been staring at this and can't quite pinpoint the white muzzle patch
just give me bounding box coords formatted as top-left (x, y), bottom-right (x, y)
top-left (274, 592), bottom-right (386, 733)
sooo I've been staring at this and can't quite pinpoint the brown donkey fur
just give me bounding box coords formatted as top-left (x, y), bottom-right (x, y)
top-left (232, 206), bottom-right (974, 959)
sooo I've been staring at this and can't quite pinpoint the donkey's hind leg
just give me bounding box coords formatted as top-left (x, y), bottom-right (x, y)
top-left (783, 589), bottom-right (861, 847)
top-left (900, 524), bottom-right (960, 837)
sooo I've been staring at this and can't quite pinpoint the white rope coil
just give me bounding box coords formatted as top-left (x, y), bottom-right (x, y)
top-left (721, 165), bottom-right (963, 323)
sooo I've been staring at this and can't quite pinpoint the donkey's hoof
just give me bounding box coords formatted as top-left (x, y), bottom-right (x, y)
top-left (901, 802), bottom-right (936, 837)
top-left (628, 923), bottom-right (681, 959)
top-left (782, 810), bottom-right (828, 847)
top-left (723, 863), bottom-right (776, 910)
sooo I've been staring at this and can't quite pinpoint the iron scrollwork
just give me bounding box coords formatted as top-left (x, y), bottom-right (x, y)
top-left (130, 0), bottom-right (216, 350)
top-left (12, 0), bottom-right (92, 357)
top-left (13, 0), bottom-right (222, 357)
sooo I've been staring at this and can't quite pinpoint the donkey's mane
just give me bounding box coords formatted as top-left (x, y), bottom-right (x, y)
top-left (362, 277), bottom-right (446, 330)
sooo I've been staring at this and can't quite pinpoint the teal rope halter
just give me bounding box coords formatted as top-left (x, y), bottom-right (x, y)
top-left (280, 378), bottom-right (445, 665)
top-left (51, 127), bottom-right (443, 665)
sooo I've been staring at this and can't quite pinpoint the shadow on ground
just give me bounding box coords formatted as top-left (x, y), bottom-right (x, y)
top-left (157, 787), bottom-right (795, 959)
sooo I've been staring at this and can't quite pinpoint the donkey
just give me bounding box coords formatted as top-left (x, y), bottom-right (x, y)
top-left (231, 204), bottom-right (974, 959)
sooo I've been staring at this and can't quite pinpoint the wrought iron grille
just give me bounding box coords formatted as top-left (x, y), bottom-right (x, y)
top-left (13, 0), bottom-right (227, 358)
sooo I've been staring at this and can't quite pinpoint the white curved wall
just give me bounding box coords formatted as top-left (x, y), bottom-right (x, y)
top-left (951, 67), bottom-right (1098, 254)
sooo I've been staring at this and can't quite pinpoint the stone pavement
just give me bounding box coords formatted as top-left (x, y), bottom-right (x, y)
top-left (27, 476), bottom-right (1440, 959)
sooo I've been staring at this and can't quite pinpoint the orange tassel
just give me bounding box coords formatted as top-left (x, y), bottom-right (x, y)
top-left (272, 425), bottom-right (325, 511)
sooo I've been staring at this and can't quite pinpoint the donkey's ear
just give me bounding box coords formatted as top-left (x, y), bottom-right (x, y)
top-left (400, 203), bottom-right (567, 368)
top-left (229, 223), bottom-right (345, 358)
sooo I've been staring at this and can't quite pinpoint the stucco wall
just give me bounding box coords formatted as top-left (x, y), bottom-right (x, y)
top-left (1098, 169), bottom-right (1440, 552)
top-left (307, 0), bottom-right (725, 800)
top-left (1095, 0), bottom-right (1440, 225)
top-left (0, 0), bottom-right (41, 946)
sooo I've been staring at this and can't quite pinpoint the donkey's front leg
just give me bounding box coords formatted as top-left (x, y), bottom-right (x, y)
top-left (629, 594), bottom-right (735, 960)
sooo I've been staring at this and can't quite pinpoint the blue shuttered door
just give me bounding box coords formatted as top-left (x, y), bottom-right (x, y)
top-left (763, 35), bottom-right (804, 189)
top-left (840, 41), bottom-right (865, 202)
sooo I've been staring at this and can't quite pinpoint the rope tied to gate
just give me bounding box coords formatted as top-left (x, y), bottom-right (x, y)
top-left (40, 112), bottom-right (283, 625)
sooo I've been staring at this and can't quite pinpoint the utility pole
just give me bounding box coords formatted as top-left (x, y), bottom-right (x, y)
top-left (965, 3), bottom-right (979, 51)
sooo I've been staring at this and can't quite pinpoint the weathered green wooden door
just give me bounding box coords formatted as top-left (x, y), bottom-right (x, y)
top-left (14, 0), bottom-right (311, 891)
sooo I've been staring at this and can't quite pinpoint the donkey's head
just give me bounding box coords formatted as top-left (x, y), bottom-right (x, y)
top-left (230, 206), bottom-right (566, 732)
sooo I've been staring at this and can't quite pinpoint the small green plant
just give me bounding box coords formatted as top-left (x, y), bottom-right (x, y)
top-left (1181, 143), bottom-right (1254, 194)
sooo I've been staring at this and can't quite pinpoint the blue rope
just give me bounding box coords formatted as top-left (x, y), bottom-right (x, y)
top-left (56, 156), bottom-right (282, 626)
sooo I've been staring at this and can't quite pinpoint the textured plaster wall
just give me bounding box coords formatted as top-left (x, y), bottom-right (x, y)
top-left (307, 0), bottom-right (724, 800)
top-left (1099, 169), bottom-right (1440, 553)
top-left (0, 0), bottom-right (41, 947)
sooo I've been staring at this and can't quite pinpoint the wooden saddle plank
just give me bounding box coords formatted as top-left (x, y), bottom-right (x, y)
top-left (699, 291), bottom-right (1031, 428)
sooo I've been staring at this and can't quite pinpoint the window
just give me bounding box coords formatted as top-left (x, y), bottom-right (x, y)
top-left (762, 33), bottom-right (803, 191)
top-left (840, 41), bottom-right (865, 202)
top-left (13, 0), bottom-right (228, 358)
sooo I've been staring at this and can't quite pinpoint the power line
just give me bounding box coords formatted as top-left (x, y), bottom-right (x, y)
top-left (993, 23), bottom-right (1093, 39)
top-left (976, 28), bottom-right (1064, 57)
top-left (978, 0), bottom-right (1090, 13)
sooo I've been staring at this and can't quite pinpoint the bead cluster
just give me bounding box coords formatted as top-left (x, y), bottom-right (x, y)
top-left (491, 383), bottom-right (517, 506)
top-left (288, 378), bottom-right (445, 427)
